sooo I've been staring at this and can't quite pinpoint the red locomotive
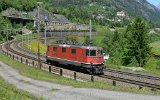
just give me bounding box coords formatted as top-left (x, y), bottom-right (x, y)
top-left (46, 43), bottom-right (105, 74)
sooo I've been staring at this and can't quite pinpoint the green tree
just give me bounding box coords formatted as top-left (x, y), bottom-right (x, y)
top-left (84, 36), bottom-right (90, 45)
top-left (84, 35), bottom-right (94, 45)
top-left (65, 35), bottom-right (78, 43)
top-left (103, 31), bottom-right (126, 65)
top-left (26, 22), bottom-right (34, 30)
top-left (0, 17), bottom-right (12, 41)
top-left (123, 16), bottom-right (151, 67)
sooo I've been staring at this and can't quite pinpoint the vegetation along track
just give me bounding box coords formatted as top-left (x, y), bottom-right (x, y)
top-left (1, 40), bottom-right (160, 90)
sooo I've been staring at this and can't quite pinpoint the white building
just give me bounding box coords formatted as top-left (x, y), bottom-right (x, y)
top-left (117, 11), bottom-right (125, 17)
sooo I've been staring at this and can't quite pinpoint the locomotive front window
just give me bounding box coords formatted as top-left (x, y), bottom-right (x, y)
top-left (86, 49), bottom-right (96, 56)
top-left (53, 47), bottom-right (57, 52)
top-left (62, 47), bottom-right (66, 53)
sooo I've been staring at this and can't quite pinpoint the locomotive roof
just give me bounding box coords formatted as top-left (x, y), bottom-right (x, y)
top-left (48, 43), bottom-right (102, 50)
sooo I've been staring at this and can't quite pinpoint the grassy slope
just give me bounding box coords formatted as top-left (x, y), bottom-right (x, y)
top-left (150, 41), bottom-right (160, 55)
top-left (0, 77), bottom-right (42, 100)
top-left (144, 57), bottom-right (160, 76)
top-left (22, 34), bottom-right (85, 55)
top-left (24, 40), bottom-right (47, 55)
top-left (0, 38), bottom-right (43, 100)
top-left (93, 25), bottom-right (112, 47)
top-left (145, 41), bottom-right (160, 75)
top-left (0, 53), bottom-right (160, 95)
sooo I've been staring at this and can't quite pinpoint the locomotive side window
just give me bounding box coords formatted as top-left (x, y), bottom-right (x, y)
top-left (86, 49), bottom-right (96, 56)
top-left (71, 49), bottom-right (76, 54)
top-left (90, 50), bottom-right (96, 56)
top-left (86, 49), bottom-right (89, 56)
top-left (62, 47), bottom-right (66, 53)
top-left (47, 46), bottom-right (50, 51)
top-left (53, 47), bottom-right (57, 52)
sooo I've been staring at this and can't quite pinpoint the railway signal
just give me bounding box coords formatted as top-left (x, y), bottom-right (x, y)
top-left (44, 15), bottom-right (48, 45)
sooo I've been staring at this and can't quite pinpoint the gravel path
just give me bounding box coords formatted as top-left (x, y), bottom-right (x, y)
top-left (0, 61), bottom-right (159, 100)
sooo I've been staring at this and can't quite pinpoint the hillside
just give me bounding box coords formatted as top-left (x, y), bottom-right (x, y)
top-left (49, 0), bottom-right (160, 22)
top-left (1, 0), bottom-right (160, 26)
top-left (157, 3), bottom-right (160, 10)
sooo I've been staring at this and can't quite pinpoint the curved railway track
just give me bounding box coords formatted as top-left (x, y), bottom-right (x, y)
top-left (1, 40), bottom-right (160, 90)
top-left (5, 40), bottom-right (43, 62)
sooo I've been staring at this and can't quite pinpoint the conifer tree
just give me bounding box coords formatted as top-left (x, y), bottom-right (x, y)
top-left (124, 16), bottom-right (151, 67)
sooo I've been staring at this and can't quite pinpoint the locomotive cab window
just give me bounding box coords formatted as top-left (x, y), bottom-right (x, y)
top-left (53, 47), bottom-right (57, 52)
top-left (62, 47), bottom-right (66, 53)
top-left (86, 49), bottom-right (96, 56)
top-left (71, 49), bottom-right (76, 54)
top-left (98, 50), bottom-right (103, 56)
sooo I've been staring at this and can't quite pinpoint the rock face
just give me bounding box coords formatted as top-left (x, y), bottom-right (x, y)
top-left (49, 0), bottom-right (160, 21)
top-left (157, 3), bottom-right (160, 10)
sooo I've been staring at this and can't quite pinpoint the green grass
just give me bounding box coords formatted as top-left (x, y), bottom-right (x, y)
top-left (24, 40), bottom-right (47, 55)
top-left (105, 57), bottom-right (160, 76)
top-left (48, 38), bottom-right (56, 44)
top-left (115, 27), bottom-right (127, 33)
top-left (15, 34), bottom-right (23, 40)
top-left (0, 53), bottom-right (160, 95)
top-left (93, 36), bottom-right (105, 47)
top-left (78, 36), bottom-right (85, 43)
top-left (23, 36), bottom-right (85, 56)
top-left (95, 25), bottom-right (112, 36)
top-left (16, 34), bottom-right (37, 40)
top-left (92, 25), bottom-right (112, 46)
top-left (0, 76), bottom-right (43, 100)
top-left (144, 57), bottom-right (160, 76)
top-left (150, 41), bottom-right (160, 55)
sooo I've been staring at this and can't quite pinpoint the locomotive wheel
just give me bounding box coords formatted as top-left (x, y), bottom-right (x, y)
top-left (89, 66), bottom-right (104, 75)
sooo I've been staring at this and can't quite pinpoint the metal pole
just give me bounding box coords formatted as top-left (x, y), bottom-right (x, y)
top-left (28, 33), bottom-right (29, 49)
top-left (22, 34), bottom-right (23, 47)
top-left (37, 2), bottom-right (42, 69)
top-left (61, 28), bottom-right (62, 40)
top-left (89, 20), bottom-right (92, 56)
top-left (6, 25), bottom-right (9, 55)
top-left (89, 19), bottom-right (92, 42)
top-left (31, 33), bottom-right (32, 41)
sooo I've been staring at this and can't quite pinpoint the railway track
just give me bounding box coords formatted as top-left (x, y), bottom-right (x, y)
top-left (5, 40), bottom-right (42, 62)
top-left (99, 74), bottom-right (160, 90)
top-left (1, 40), bottom-right (160, 90)
top-left (105, 68), bottom-right (160, 80)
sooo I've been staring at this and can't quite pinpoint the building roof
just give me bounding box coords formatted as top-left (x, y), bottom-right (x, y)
top-left (53, 14), bottom-right (70, 23)
top-left (1, 8), bottom-right (70, 23)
